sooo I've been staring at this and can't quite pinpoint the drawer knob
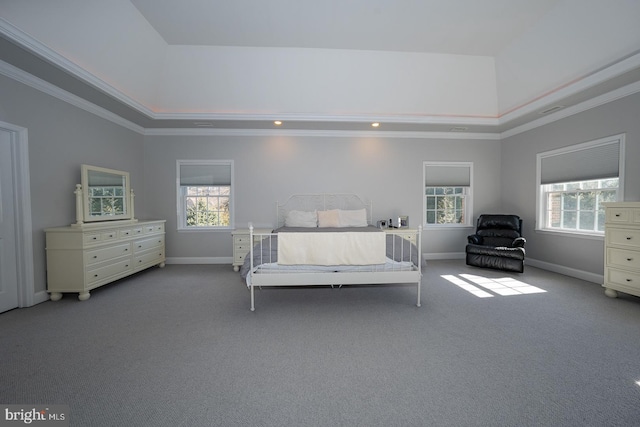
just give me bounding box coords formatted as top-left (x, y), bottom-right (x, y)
top-left (94, 274), bottom-right (98, 278)
top-left (626, 237), bottom-right (632, 240)
top-left (93, 255), bottom-right (97, 259)
top-left (626, 279), bottom-right (633, 282)
top-left (627, 258), bottom-right (633, 261)
top-left (615, 214), bottom-right (621, 217)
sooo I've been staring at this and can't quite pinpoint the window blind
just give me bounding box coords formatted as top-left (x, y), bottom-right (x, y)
top-left (425, 164), bottom-right (471, 186)
top-left (179, 163), bottom-right (231, 186)
top-left (540, 140), bottom-right (620, 185)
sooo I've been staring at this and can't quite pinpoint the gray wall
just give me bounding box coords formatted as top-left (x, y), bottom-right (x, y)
top-left (143, 135), bottom-right (502, 260)
top-left (0, 75), bottom-right (144, 294)
top-left (4, 68), bottom-right (637, 297)
top-left (501, 92), bottom-right (640, 276)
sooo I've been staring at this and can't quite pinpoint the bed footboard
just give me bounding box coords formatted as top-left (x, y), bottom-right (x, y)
top-left (247, 223), bottom-right (423, 311)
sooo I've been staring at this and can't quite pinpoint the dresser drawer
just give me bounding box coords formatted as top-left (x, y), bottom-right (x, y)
top-left (134, 248), bottom-right (165, 268)
top-left (83, 232), bottom-right (103, 245)
top-left (607, 228), bottom-right (640, 249)
top-left (86, 243), bottom-right (131, 266)
top-left (86, 258), bottom-right (132, 286)
top-left (607, 208), bottom-right (632, 224)
top-left (134, 236), bottom-right (165, 252)
top-left (606, 248), bottom-right (640, 271)
top-left (143, 223), bottom-right (165, 234)
top-left (606, 268), bottom-right (640, 290)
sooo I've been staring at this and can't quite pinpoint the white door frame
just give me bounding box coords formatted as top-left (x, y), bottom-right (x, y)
top-left (0, 121), bottom-right (35, 307)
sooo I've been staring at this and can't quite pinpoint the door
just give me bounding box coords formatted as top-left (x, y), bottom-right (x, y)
top-left (0, 130), bottom-right (19, 312)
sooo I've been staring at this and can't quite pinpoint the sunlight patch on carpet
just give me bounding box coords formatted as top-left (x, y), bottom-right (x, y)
top-left (441, 274), bottom-right (547, 297)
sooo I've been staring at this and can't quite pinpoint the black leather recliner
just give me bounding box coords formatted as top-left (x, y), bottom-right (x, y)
top-left (465, 214), bottom-right (526, 273)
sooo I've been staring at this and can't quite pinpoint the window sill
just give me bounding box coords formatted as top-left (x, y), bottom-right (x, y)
top-left (535, 228), bottom-right (604, 241)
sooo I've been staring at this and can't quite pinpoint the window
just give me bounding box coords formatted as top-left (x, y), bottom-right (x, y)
top-left (177, 160), bottom-right (234, 230)
top-left (536, 134), bottom-right (624, 235)
top-left (424, 162), bottom-right (473, 227)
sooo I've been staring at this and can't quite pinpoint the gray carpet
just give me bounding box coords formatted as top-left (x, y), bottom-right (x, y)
top-left (2, 260), bottom-right (640, 426)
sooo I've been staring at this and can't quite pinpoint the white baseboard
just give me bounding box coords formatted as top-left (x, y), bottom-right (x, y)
top-left (525, 258), bottom-right (603, 284)
top-left (32, 291), bottom-right (50, 305)
top-left (424, 252), bottom-right (602, 284)
top-left (165, 257), bottom-right (233, 265)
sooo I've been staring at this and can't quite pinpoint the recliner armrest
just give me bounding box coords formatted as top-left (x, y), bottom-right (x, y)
top-left (512, 237), bottom-right (526, 248)
top-left (468, 235), bottom-right (483, 245)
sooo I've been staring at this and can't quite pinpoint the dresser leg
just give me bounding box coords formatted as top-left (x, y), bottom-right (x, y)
top-left (604, 288), bottom-right (618, 298)
top-left (233, 265), bottom-right (240, 272)
top-left (50, 292), bottom-right (62, 301)
top-left (78, 292), bottom-right (91, 301)
top-left (159, 262), bottom-right (165, 268)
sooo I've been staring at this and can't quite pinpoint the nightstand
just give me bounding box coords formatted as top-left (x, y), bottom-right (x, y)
top-left (384, 228), bottom-right (417, 243)
top-left (232, 228), bottom-right (272, 271)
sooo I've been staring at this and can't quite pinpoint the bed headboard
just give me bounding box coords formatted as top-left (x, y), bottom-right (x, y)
top-left (276, 193), bottom-right (373, 228)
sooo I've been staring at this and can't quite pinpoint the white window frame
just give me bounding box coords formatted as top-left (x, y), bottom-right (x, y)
top-left (536, 134), bottom-right (625, 237)
top-left (423, 161), bottom-right (473, 228)
top-left (176, 160), bottom-right (234, 231)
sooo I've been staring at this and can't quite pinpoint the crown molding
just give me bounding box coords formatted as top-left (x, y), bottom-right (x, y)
top-left (153, 111), bottom-right (501, 126)
top-left (0, 17), bottom-right (157, 118)
top-left (143, 127), bottom-right (501, 139)
top-left (0, 59), bottom-right (145, 134)
top-left (498, 51), bottom-right (640, 123)
top-left (500, 79), bottom-right (640, 139)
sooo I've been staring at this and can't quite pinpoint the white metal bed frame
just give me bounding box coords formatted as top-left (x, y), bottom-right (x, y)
top-left (246, 194), bottom-right (423, 311)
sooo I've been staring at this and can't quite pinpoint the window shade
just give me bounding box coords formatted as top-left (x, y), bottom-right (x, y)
top-left (180, 164), bottom-right (231, 186)
top-left (540, 140), bottom-right (620, 185)
top-left (425, 164), bottom-right (471, 186)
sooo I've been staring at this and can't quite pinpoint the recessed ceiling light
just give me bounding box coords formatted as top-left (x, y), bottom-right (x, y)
top-left (194, 122), bottom-right (214, 127)
top-left (274, 120), bottom-right (282, 126)
top-left (371, 122), bottom-right (380, 128)
top-left (449, 126), bottom-right (468, 132)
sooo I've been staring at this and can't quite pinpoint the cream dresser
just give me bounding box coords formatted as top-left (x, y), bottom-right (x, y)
top-left (45, 220), bottom-right (166, 301)
top-left (603, 202), bottom-right (640, 299)
top-left (232, 227), bottom-right (272, 271)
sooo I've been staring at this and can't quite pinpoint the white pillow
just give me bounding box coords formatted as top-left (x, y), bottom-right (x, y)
top-left (317, 209), bottom-right (340, 227)
top-left (338, 209), bottom-right (368, 227)
top-left (285, 210), bottom-right (317, 227)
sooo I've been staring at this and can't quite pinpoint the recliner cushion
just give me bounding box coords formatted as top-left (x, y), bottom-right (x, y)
top-left (466, 244), bottom-right (525, 260)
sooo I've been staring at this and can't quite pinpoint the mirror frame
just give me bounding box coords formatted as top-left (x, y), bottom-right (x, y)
top-left (80, 164), bottom-right (133, 223)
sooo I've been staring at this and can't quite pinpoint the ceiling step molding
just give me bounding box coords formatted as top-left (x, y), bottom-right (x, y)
top-left (0, 59), bottom-right (145, 134)
top-left (501, 79), bottom-right (640, 139)
top-left (0, 17), bottom-right (156, 119)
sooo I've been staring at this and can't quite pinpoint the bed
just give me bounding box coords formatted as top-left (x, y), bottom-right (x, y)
top-left (240, 194), bottom-right (423, 311)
